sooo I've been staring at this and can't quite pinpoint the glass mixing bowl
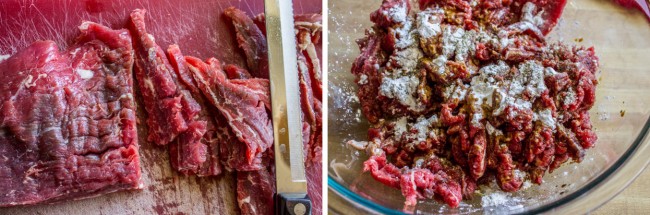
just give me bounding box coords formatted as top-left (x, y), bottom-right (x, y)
top-left (327, 0), bottom-right (650, 214)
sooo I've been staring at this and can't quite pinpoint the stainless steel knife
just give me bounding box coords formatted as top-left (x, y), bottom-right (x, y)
top-left (264, 0), bottom-right (311, 214)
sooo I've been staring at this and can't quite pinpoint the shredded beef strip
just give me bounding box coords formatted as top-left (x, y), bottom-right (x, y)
top-left (228, 8), bottom-right (324, 215)
top-left (351, 0), bottom-right (598, 208)
top-left (224, 7), bottom-right (269, 79)
top-left (224, 64), bottom-right (253, 79)
top-left (236, 168), bottom-right (275, 215)
top-left (128, 9), bottom-right (201, 146)
top-left (166, 45), bottom-right (222, 176)
top-left (185, 56), bottom-right (273, 172)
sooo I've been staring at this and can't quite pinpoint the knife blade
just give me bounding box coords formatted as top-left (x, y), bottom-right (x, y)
top-left (264, 0), bottom-right (311, 214)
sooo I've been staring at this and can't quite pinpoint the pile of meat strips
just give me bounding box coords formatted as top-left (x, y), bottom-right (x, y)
top-left (0, 7), bottom-right (322, 215)
top-left (351, 0), bottom-right (598, 208)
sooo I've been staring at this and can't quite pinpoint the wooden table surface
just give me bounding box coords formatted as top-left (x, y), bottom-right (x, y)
top-left (594, 168), bottom-right (650, 214)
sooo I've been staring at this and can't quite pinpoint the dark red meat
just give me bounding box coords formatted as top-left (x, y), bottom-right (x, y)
top-left (228, 10), bottom-right (324, 215)
top-left (295, 14), bottom-right (324, 102)
top-left (0, 22), bottom-right (141, 206)
top-left (236, 168), bottom-right (275, 215)
top-left (354, 0), bottom-right (598, 208)
top-left (128, 9), bottom-right (193, 146)
top-left (168, 121), bottom-right (208, 174)
top-left (167, 46), bottom-right (222, 176)
top-left (186, 56), bottom-right (273, 172)
top-left (230, 79), bottom-right (272, 111)
top-left (224, 7), bottom-right (269, 79)
top-left (513, 0), bottom-right (568, 35)
top-left (224, 64), bottom-right (253, 79)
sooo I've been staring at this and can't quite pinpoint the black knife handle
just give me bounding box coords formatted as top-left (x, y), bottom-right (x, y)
top-left (275, 193), bottom-right (312, 215)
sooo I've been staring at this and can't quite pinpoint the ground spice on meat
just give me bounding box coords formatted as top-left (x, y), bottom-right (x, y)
top-left (351, 0), bottom-right (599, 208)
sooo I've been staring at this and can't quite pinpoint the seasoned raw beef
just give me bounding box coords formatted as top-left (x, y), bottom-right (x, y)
top-left (352, 0), bottom-right (598, 208)
top-left (0, 22), bottom-right (141, 206)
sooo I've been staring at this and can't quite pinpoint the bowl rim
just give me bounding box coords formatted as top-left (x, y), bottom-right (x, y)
top-left (328, 117), bottom-right (650, 214)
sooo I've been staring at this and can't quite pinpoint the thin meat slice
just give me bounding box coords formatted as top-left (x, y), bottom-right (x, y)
top-left (168, 121), bottom-right (208, 174)
top-left (224, 64), bottom-right (253, 79)
top-left (207, 60), bottom-right (269, 110)
top-left (185, 56), bottom-right (273, 171)
top-left (236, 169), bottom-right (275, 215)
top-left (253, 13), bottom-right (323, 101)
top-left (214, 110), bottom-right (266, 171)
top-left (237, 11), bottom-right (324, 215)
top-left (304, 121), bottom-right (322, 215)
top-left (168, 44), bottom-right (202, 95)
top-left (296, 17), bottom-right (324, 214)
top-left (161, 44), bottom-right (207, 174)
top-left (230, 79), bottom-right (271, 111)
top-left (167, 45), bottom-right (222, 176)
top-left (224, 7), bottom-right (269, 79)
top-left (0, 22), bottom-right (141, 206)
top-left (296, 14), bottom-right (323, 101)
top-left (128, 9), bottom-right (192, 146)
top-left (242, 12), bottom-right (324, 164)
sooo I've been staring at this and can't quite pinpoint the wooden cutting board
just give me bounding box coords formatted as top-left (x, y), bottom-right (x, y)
top-left (0, 0), bottom-right (320, 214)
top-left (328, 0), bottom-right (650, 213)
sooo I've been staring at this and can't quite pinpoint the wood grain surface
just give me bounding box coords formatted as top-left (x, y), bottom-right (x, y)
top-left (327, 0), bottom-right (650, 214)
top-left (594, 168), bottom-right (650, 215)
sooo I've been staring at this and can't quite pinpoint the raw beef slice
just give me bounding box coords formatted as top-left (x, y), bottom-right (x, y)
top-left (0, 22), bottom-right (141, 206)
top-left (236, 168), bottom-right (275, 215)
top-left (227, 8), bottom-right (323, 214)
top-left (129, 9), bottom-right (197, 146)
top-left (185, 56), bottom-right (273, 172)
top-left (224, 7), bottom-right (269, 79)
top-left (167, 45), bottom-right (222, 176)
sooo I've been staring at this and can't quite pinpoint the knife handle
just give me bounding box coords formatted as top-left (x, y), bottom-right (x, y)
top-left (275, 193), bottom-right (311, 215)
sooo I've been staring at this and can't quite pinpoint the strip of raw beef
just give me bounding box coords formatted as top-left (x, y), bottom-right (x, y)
top-left (253, 14), bottom-right (323, 101)
top-left (295, 14), bottom-right (323, 102)
top-left (185, 56), bottom-right (273, 172)
top-left (231, 11), bottom-right (324, 215)
top-left (249, 12), bottom-right (323, 166)
top-left (206, 59), bottom-right (269, 106)
top-left (296, 15), bottom-right (323, 215)
top-left (224, 64), bottom-right (253, 79)
top-left (236, 168), bottom-right (275, 215)
top-left (167, 45), bottom-right (222, 176)
top-left (230, 79), bottom-right (271, 111)
top-left (0, 22), bottom-right (141, 206)
top-left (128, 9), bottom-right (197, 146)
top-left (159, 44), bottom-right (207, 175)
top-left (224, 7), bottom-right (269, 79)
